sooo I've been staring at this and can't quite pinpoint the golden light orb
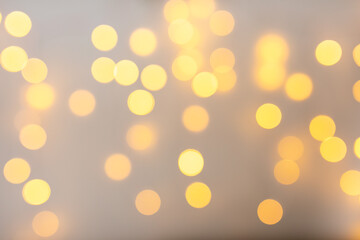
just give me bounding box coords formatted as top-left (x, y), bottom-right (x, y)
top-left (340, 170), bottom-right (360, 196)
top-left (104, 154), bottom-right (131, 181)
top-left (352, 80), bottom-right (360, 102)
top-left (163, 0), bottom-right (190, 22)
top-left (135, 190), bottom-right (161, 216)
top-left (178, 149), bottom-right (204, 176)
top-left (315, 40), bottom-right (342, 66)
top-left (277, 136), bottom-right (304, 161)
top-left (255, 34), bottom-right (289, 63)
top-left (354, 138), bottom-right (360, 159)
top-left (210, 48), bottom-right (235, 73)
top-left (19, 124), bottom-right (47, 150)
top-left (21, 58), bottom-right (48, 84)
top-left (68, 90), bottom-right (96, 117)
top-left (188, 0), bottom-right (216, 19)
top-left (257, 199), bottom-right (283, 225)
top-left (4, 11), bottom-right (32, 37)
top-left (285, 73), bottom-right (313, 101)
top-left (172, 55), bottom-right (198, 81)
top-left (185, 182), bottom-right (211, 208)
top-left (255, 103), bottom-right (282, 129)
top-left (254, 63), bottom-right (286, 91)
top-left (1, 46), bottom-right (28, 72)
top-left (129, 28), bottom-right (157, 56)
top-left (182, 105), bottom-right (209, 133)
top-left (32, 211), bottom-right (59, 237)
top-left (91, 57), bottom-right (115, 83)
top-left (141, 64), bottom-right (167, 91)
top-left (353, 44), bottom-right (360, 67)
top-left (114, 60), bottom-right (139, 86)
top-left (209, 10), bottom-right (235, 36)
top-left (3, 158), bottom-right (31, 184)
top-left (274, 160), bottom-right (300, 185)
top-left (91, 24), bottom-right (118, 51)
top-left (192, 72), bottom-right (218, 98)
top-left (309, 115), bottom-right (336, 141)
top-left (126, 124), bottom-right (156, 151)
top-left (22, 179), bottom-right (51, 205)
top-left (25, 83), bottom-right (55, 110)
top-left (214, 69), bottom-right (237, 93)
top-left (127, 90), bottom-right (155, 116)
top-left (168, 19), bottom-right (194, 45)
top-left (320, 136), bottom-right (347, 163)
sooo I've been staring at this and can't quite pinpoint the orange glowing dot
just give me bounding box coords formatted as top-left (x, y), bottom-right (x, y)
top-left (277, 136), bottom-right (304, 161)
top-left (3, 158), bottom-right (31, 184)
top-left (309, 115), bottom-right (336, 141)
top-left (340, 170), bottom-right (360, 196)
top-left (104, 154), bottom-right (131, 181)
top-left (214, 69), bottom-right (237, 93)
top-left (353, 44), bottom-right (360, 67)
top-left (210, 48), bottom-right (235, 73)
top-left (353, 80), bottom-right (360, 102)
top-left (68, 90), bottom-right (96, 117)
top-left (255, 34), bottom-right (289, 63)
top-left (129, 28), bottom-right (157, 56)
top-left (185, 182), bottom-right (211, 208)
top-left (19, 124), bottom-right (47, 150)
top-left (320, 136), bottom-right (347, 163)
top-left (32, 211), bottom-right (59, 237)
top-left (257, 199), bottom-right (283, 225)
top-left (209, 10), bottom-right (235, 36)
top-left (256, 103), bottom-right (282, 129)
top-left (182, 105), bottom-right (209, 133)
top-left (274, 160), bottom-right (300, 185)
top-left (285, 73), bottom-right (313, 101)
top-left (135, 190), bottom-right (161, 216)
top-left (126, 124), bottom-right (156, 151)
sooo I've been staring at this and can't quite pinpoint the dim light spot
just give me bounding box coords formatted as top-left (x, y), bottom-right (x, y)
top-left (4, 11), bottom-right (31, 37)
top-left (256, 103), bottom-right (282, 129)
top-left (309, 115), bottom-right (336, 141)
top-left (320, 137), bottom-right (347, 163)
top-left (114, 60), bottom-right (139, 86)
top-left (1, 46), bottom-right (28, 72)
top-left (209, 10), bottom-right (235, 36)
top-left (182, 105), bottom-right (209, 132)
top-left (22, 179), bottom-right (51, 205)
top-left (68, 90), bottom-right (96, 117)
top-left (127, 90), bottom-right (155, 116)
top-left (91, 57), bottom-right (115, 83)
top-left (188, 0), bottom-right (215, 19)
top-left (91, 24), bottom-right (118, 51)
top-left (21, 58), bottom-right (48, 84)
top-left (26, 83), bottom-right (55, 110)
top-left (3, 158), bottom-right (31, 184)
top-left (354, 138), bottom-right (360, 159)
top-left (285, 73), bottom-right (313, 101)
top-left (180, 48), bottom-right (204, 69)
top-left (185, 182), bottom-right (211, 208)
top-left (255, 34), bottom-right (289, 63)
top-left (163, 0), bottom-right (189, 22)
top-left (257, 199), bottom-right (283, 225)
top-left (178, 149), bottom-right (204, 176)
top-left (210, 48), bottom-right (235, 73)
top-left (141, 64), bottom-right (167, 91)
top-left (168, 19), bottom-right (194, 45)
top-left (135, 190), bottom-right (161, 216)
top-left (352, 80), bottom-right (360, 102)
top-left (254, 63), bottom-right (286, 91)
top-left (19, 124), bottom-right (47, 150)
top-left (181, 27), bottom-right (201, 49)
top-left (172, 55), bottom-right (198, 81)
top-left (14, 109), bottom-right (41, 131)
top-left (277, 136), bottom-right (304, 161)
top-left (353, 44), bottom-right (360, 67)
top-left (32, 211), bottom-right (59, 237)
top-left (104, 154), bottom-right (131, 181)
top-left (126, 124), bottom-right (156, 151)
top-left (274, 160), bottom-right (300, 185)
top-left (0, 12), bottom-right (2, 24)
top-left (214, 69), bottom-right (237, 93)
top-left (315, 40), bottom-right (342, 66)
top-left (129, 28), bottom-right (157, 56)
top-left (192, 72), bottom-right (218, 98)
top-left (340, 170), bottom-right (360, 196)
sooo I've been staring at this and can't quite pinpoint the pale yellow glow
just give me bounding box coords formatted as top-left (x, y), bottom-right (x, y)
top-left (91, 24), bottom-right (118, 51)
top-left (354, 138), bottom-right (360, 159)
top-left (3, 158), bottom-right (31, 184)
top-left (68, 90), bottom-right (96, 117)
top-left (163, 0), bottom-right (189, 22)
top-left (214, 69), bottom-right (237, 93)
top-left (141, 64), bottom-right (167, 91)
top-left (114, 60), bottom-right (139, 86)
top-left (254, 63), bottom-right (286, 91)
top-left (127, 90), bottom-right (155, 116)
top-left (309, 115), bottom-right (336, 141)
top-left (210, 48), bottom-right (235, 73)
top-left (91, 57), bottom-right (115, 83)
top-left (285, 73), bottom-right (313, 101)
top-left (14, 109), bottom-right (41, 131)
top-left (188, 0), bottom-right (215, 19)
top-left (182, 105), bottom-right (209, 132)
top-left (192, 72), bottom-right (218, 98)
top-left (353, 80), bottom-right (360, 102)
top-left (168, 19), bottom-right (194, 45)
top-left (181, 27), bottom-right (201, 49)
top-left (0, 13), bottom-right (2, 24)
top-left (26, 83), bottom-right (55, 110)
top-left (22, 179), bottom-right (51, 205)
top-left (277, 136), bottom-right (304, 161)
top-left (257, 199), bottom-right (283, 225)
top-left (256, 103), bottom-right (282, 129)
top-left (1, 46), bottom-right (28, 72)
top-left (315, 40), bottom-right (342, 66)
top-left (353, 44), bottom-right (360, 67)
top-left (340, 170), bottom-right (360, 196)
top-left (21, 58), bottom-right (48, 84)
top-left (178, 149), bottom-right (204, 176)
top-left (274, 160), bottom-right (300, 185)
top-left (135, 190), bottom-right (161, 216)
top-left (185, 182), bottom-right (211, 208)
top-left (255, 34), bottom-right (289, 63)
top-left (104, 154), bottom-right (131, 181)
top-left (126, 124), bottom-right (156, 151)
top-left (320, 137), bottom-right (347, 163)
top-left (209, 10), bottom-right (235, 36)
top-left (19, 124), bottom-right (47, 150)
top-left (32, 211), bottom-right (59, 237)
top-left (5, 11), bottom-right (32, 37)
top-left (180, 48), bottom-right (204, 69)
top-left (129, 28), bottom-right (157, 56)
top-left (172, 55), bottom-right (198, 81)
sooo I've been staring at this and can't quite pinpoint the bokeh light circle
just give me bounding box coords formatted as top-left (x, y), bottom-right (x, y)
top-left (3, 158), bottom-right (31, 184)
top-left (129, 28), bottom-right (157, 56)
top-left (32, 211), bottom-right (59, 237)
top-left (91, 24), bottom-right (118, 51)
top-left (185, 182), bottom-right (211, 208)
top-left (178, 149), bottom-right (204, 176)
top-left (127, 90), bottom-right (155, 116)
top-left (68, 90), bottom-right (96, 117)
top-left (22, 179), bottom-right (51, 205)
top-left (19, 124), bottom-right (47, 150)
top-left (320, 137), bottom-right (347, 163)
top-left (256, 103), bottom-right (282, 129)
top-left (104, 154), bottom-right (131, 181)
top-left (257, 199), bottom-right (283, 225)
top-left (135, 189), bottom-right (161, 216)
top-left (4, 11), bottom-right (32, 37)
top-left (315, 40), bottom-right (342, 66)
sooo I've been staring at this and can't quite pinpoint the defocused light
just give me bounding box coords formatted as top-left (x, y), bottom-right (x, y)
top-left (163, 0), bottom-right (189, 22)
top-left (21, 58), bottom-right (48, 84)
top-left (91, 57), bottom-right (115, 83)
top-left (210, 48), bottom-right (235, 73)
top-left (4, 11), bottom-right (31, 37)
top-left (352, 80), bottom-right (360, 102)
top-left (354, 138), bottom-right (360, 159)
top-left (32, 211), bottom-right (59, 237)
top-left (255, 34), bottom-right (289, 63)
top-left (256, 103), bottom-right (282, 129)
top-left (168, 19), bottom-right (194, 45)
top-left (129, 28), bottom-right (157, 56)
top-left (274, 159), bottom-right (300, 185)
top-left (192, 72), bottom-right (218, 98)
top-left (172, 55), bottom-right (198, 81)
top-left (309, 115), bottom-right (336, 141)
top-left (185, 182), bottom-right (211, 208)
top-left (353, 44), bottom-right (360, 67)
top-left (135, 189), bottom-right (161, 216)
top-left (320, 137), bottom-right (347, 163)
top-left (254, 63), bottom-right (286, 91)
top-left (127, 90), bottom-right (155, 116)
top-left (126, 124), bottom-right (156, 151)
top-left (188, 0), bottom-right (215, 19)
top-left (3, 158), bottom-right (31, 184)
top-left (68, 90), bottom-right (96, 117)
top-left (14, 109), bottom-right (41, 131)
top-left (0, 12), bottom-right (2, 24)
top-left (1, 46), bottom-right (28, 72)
top-left (26, 83), bottom-right (55, 110)
top-left (19, 124), bottom-right (47, 150)
top-left (104, 154), bottom-right (131, 181)
top-left (178, 149), bottom-right (204, 176)
top-left (209, 10), bottom-right (235, 36)
top-left (315, 40), bottom-right (342, 66)
top-left (180, 48), bottom-right (204, 68)
top-left (257, 199), bottom-right (283, 225)
top-left (340, 170), bottom-right (360, 196)
top-left (182, 105), bottom-right (209, 132)
top-left (181, 27), bottom-right (201, 49)
top-left (114, 60), bottom-right (139, 86)
top-left (277, 136), bottom-right (304, 161)
top-left (214, 69), bottom-right (237, 93)
top-left (285, 73), bottom-right (313, 101)
top-left (91, 24), bottom-right (118, 51)
top-left (141, 64), bottom-right (167, 91)
top-left (22, 179), bottom-right (51, 205)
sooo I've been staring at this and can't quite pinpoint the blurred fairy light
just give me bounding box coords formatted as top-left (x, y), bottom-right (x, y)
top-left (140, 64), bottom-right (167, 91)
top-left (91, 25), bottom-right (118, 52)
top-left (163, 0), bottom-right (190, 22)
top-left (91, 57), bottom-right (115, 83)
top-left (209, 10), bottom-right (235, 36)
top-left (32, 211), bottom-right (59, 237)
top-left (25, 83), bottom-right (55, 110)
top-left (185, 182), bottom-right (211, 208)
top-left (285, 73), bottom-right (313, 101)
top-left (4, 11), bottom-right (31, 38)
top-left (1, 46), bottom-right (28, 72)
top-left (210, 47), bottom-right (235, 73)
top-left (315, 40), bottom-right (342, 66)
top-left (22, 179), bottom-right (51, 205)
top-left (191, 72), bottom-right (218, 97)
top-left (129, 28), bottom-right (157, 56)
top-left (127, 90), bottom-right (155, 116)
top-left (274, 159), bottom-right (300, 185)
top-left (320, 136), bottom-right (347, 163)
top-left (257, 199), bottom-right (283, 225)
top-left (135, 190), bottom-right (161, 216)
top-left (21, 58), bottom-right (48, 84)
top-left (168, 19), bottom-right (195, 45)
top-left (68, 90), bottom-right (96, 117)
top-left (277, 136), bottom-right (304, 161)
top-left (19, 124), bottom-right (47, 150)
top-left (114, 60), bottom-right (139, 86)
top-left (126, 124), bottom-right (156, 151)
top-left (255, 103), bottom-right (282, 129)
top-left (178, 149), bottom-right (204, 177)
top-left (172, 54), bottom-right (198, 81)
top-left (182, 105), bottom-right (209, 133)
top-left (309, 115), bottom-right (336, 141)
top-left (104, 154), bottom-right (132, 181)
top-left (3, 158), bottom-right (31, 184)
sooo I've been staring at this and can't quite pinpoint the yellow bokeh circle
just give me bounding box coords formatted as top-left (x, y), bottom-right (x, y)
top-left (188, 0), bottom-right (216, 19)
top-left (127, 90), bottom-right (155, 116)
top-left (309, 115), bottom-right (336, 141)
top-left (340, 170), bottom-right (360, 196)
top-left (352, 80), bottom-right (360, 102)
top-left (315, 40), bottom-right (342, 66)
top-left (126, 124), bottom-right (156, 151)
top-left (22, 179), bottom-right (51, 205)
top-left (192, 72), bottom-right (218, 98)
top-left (277, 136), bottom-right (304, 161)
top-left (182, 105), bottom-right (209, 133)
top-left (5, 11), bottom-right (32, 37)
top-left (3, 158), bottom-right (31, 184)
top-left (320, 137), bottom-right (347, 163)
top-left (26, 83), bottom-right (55, 110)
top-left (19, 124), bottom-right (47, 150)
top-left (91, 24), bottom-right (118, 51)
top-left (163, 0), bottom-right (190, 22)
top-left (114, 60), bottom-right (139, 86)
top-left (254, 63), bottom-right (286, 91)
top-left (255, 103), bottom-right (282, 129)
top-left (32, 211), bottom-right (59, 238)
top-left (209, 10), bottom-right (235, 36)
top-left (68, 89), bottom-right (96, 117)
top-left (172, 55), bottom-right (198, 81)
top-left (21, 58), bottom-right (48, 84)
top-left (255, 34), bottom-right (289, 63)
top-left (210, 48), bottom-right (235, 73)
top-left (353, 44), bottom-right (360, 67)
top-left (141, 64), bottom-right (167, 91)
top-left (91, 57), bottom-right (115, 83)
top-left (354, 137), bottom-right (360, 159)
top-left (135, 189), bottom-right (161, 216)
top-left (1, 46), bottom-right (28, 72)
top-left (104, 154), bottom-right (131, 181)
top-left (129, 28), bottom-right (157, 56)
top-left (168, 19), bottom-right (194, 45)
top-left (214, 69), bottom-right (237, 93)
top-left (178, 149), bottom-right (204, 176)
top-left (274, 160), bottom-right (300, 185)
top-left (257, 199), bottom-right (283, 225)
top-left (285, 73), bottom-right (313, 101)
top-left (185, 182), bottom-right (211, 208)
